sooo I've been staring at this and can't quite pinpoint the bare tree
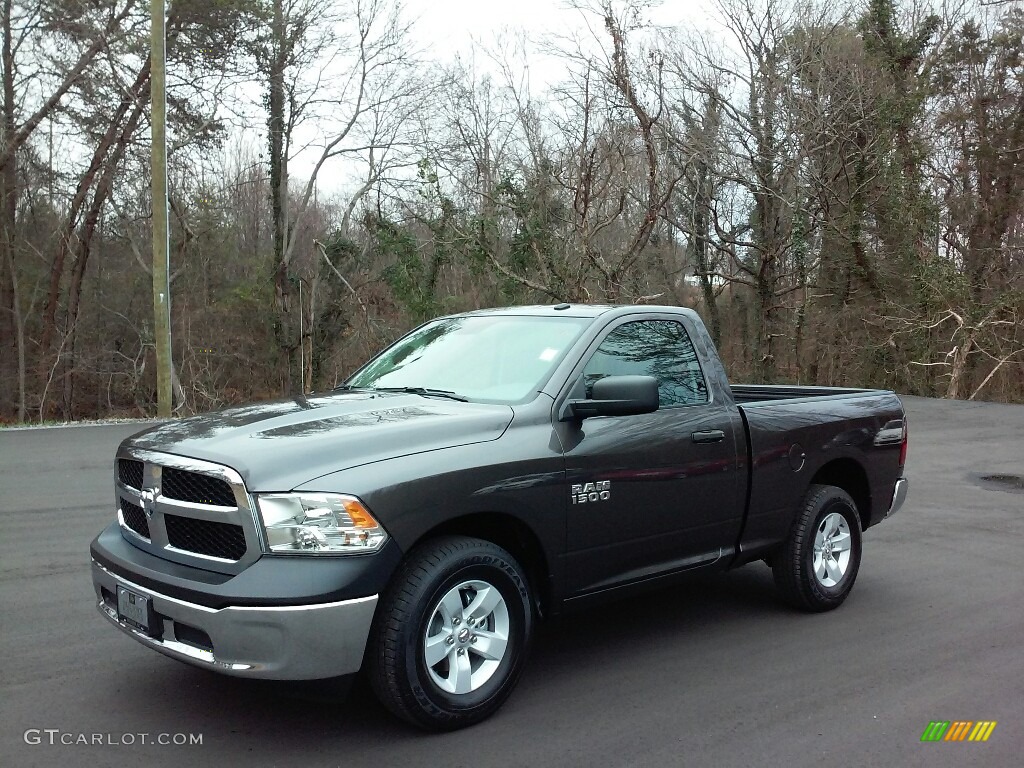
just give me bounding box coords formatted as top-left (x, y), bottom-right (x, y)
top-left (257, 0), bottom-right (423, 392)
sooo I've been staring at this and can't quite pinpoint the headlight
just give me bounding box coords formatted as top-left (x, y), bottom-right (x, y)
top-left (255, 493), bottom-right (388, 553)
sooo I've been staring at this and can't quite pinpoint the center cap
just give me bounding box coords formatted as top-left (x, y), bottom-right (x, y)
top-left (457, 628), bottom-right (471, 643)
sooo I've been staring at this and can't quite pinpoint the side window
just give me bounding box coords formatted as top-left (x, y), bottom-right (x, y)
top-left (582, 320), bottom-right (708, 407)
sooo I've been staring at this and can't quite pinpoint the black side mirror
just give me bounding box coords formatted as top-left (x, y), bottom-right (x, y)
top-left (567, 375), bottom-right (659, 420)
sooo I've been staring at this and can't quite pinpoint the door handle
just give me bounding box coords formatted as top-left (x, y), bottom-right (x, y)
top-left (691, 430), bottom-right (725, 443)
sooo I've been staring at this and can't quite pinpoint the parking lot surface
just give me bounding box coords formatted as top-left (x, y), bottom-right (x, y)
top-left (1, 395), bottom-right (1021, 767)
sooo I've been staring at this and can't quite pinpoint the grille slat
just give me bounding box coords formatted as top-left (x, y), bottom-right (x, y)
top-left (162, 468), bottom-right (236, 507)
top-left (120, 499), bottom-right (150, 539)
top-left (118, 459), bottom-right (144, 490)
top-left (116, 456), bottom-right (252, 565)
top-left (164, 514), bottom-right (246, 560)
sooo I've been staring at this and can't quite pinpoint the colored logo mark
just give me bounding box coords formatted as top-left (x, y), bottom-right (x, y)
top-left (921, 721), bottom-right (997, 742)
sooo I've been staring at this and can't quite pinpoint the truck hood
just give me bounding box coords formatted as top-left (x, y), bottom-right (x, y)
top-left (125, 392), bottom-right (514, 491)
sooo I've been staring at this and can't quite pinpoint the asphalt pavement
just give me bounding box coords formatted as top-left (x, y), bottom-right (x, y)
top-left (1, 396), bottom-right (1021, 767)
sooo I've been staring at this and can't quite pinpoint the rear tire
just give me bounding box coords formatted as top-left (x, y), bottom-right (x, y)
top-left (367, 536), bottom-right (533, 730)
top-left (772, 484), bottom-right (862, 612)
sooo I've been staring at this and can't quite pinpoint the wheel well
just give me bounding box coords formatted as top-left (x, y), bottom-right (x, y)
top-left (415, 513), bottom-right (552, 617)
top-left (811, 459), bottom-right (872, 528)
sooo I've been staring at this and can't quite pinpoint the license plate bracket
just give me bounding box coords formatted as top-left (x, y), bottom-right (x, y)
top-left (117, 586), bottom-right (157, 636)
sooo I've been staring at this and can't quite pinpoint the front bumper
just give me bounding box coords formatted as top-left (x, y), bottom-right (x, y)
top-left (887, 477), bottom-right (908, 518)
top-left (92, 560), bottom-right (377, 680)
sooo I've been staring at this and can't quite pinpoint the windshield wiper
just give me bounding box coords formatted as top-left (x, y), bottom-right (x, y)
top-left (371, 386), bottom-right (469, 402)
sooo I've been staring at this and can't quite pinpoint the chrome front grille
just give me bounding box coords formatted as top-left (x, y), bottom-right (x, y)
top-left (113, 449), bottom-right (263, 574)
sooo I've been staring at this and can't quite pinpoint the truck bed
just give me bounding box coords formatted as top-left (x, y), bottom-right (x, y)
top-left (730, 385), bottom-right (905, 559)
top-left (730, 384), bottom-right (884, 405)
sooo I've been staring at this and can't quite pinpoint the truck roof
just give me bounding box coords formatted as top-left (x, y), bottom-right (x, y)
top-left (452, 304), bottom-right (697, 320)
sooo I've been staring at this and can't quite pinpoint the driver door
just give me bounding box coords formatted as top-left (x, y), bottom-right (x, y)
top-left (556, 316), bottom-right (743, 596)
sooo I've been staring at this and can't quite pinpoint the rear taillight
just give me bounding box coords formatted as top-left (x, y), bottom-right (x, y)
top-left (899, 418), bottom-right (908, 468)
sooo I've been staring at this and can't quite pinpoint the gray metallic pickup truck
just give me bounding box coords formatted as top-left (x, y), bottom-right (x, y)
top-left (91, 304), bottom-right (909, 730)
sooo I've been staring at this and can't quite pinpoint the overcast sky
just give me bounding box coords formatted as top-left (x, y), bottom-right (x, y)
top-left (411, 0), bottom-right (582, 48)
top-left (409, 0), bottom-right (717, 71)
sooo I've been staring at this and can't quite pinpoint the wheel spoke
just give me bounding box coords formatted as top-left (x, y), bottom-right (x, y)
top-left (451, 650), bottom-right (473, 694)
top-left (464, 585), bottom-right (502, 621)
top-left (471, 629), bottom-right (508, 662)
top-left (830, 532), bottom-right (852, 552)
top-left (814, 554), bottom-right (828, 582)
top-left (438, 589), bottom-right (464, 624)
top-left (825, 557), bottom-right (843, 583)
top-left (424, 632), bottom-right (450, 667)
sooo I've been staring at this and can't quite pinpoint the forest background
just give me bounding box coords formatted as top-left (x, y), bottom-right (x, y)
top-left (1, 0), bottom-right (1021, 423)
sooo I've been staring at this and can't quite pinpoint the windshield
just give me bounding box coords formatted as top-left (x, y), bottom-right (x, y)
top-left (346, 315), bottom-right (590, 403)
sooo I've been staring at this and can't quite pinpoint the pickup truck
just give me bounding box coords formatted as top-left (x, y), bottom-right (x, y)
top-left (90, 304), bottom-right (909, 730)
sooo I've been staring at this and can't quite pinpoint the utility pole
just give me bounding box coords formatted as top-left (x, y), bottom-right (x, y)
top-left (151, 0), bottom-right (172, 417)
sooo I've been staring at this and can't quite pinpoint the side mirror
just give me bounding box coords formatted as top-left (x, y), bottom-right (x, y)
top-left (567, 375), bottom-right (659, 420)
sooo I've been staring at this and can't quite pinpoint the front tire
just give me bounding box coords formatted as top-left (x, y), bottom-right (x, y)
top-left (367, 536), bottom-right (533, 730)
top-left (772, 484), bottom-right (863, 612)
